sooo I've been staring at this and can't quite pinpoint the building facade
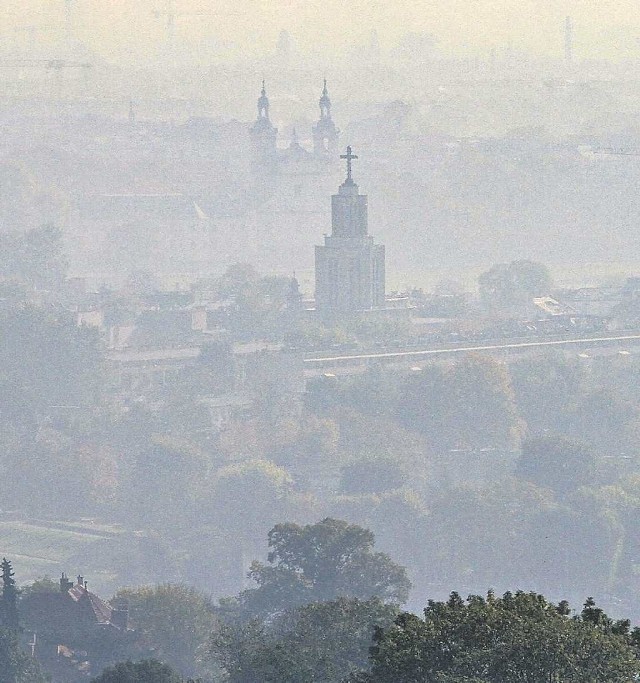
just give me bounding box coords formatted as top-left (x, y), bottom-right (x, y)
top-left (250, 80), bottom-right (340, 172)
top-left (315, 146), bottom-right (385, 315)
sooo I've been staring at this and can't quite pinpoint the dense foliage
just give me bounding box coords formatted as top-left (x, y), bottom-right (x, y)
top-left (219, 519), bottom-right (410, 624)
top-left (210, 597), bottom-right (397, 683)
top-left (478, 259), bottom-right (552, 310)
top-left (90, 659), bottom-right (182, 683)
top-left (358, 591), bottom-right (640, 683)
top-left (0, 628), bottom-right (46, 683)
top-left (115, 584), bottom-right (217, 679)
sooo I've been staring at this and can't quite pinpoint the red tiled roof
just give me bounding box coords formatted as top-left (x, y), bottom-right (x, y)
top-left (67, 585), bottom-right (113, 624)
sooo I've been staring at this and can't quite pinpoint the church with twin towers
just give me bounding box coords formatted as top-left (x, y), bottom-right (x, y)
top-left (249, 81), bottom-right (387, 317)
top-left (250, 79), bottom-right (340, 168)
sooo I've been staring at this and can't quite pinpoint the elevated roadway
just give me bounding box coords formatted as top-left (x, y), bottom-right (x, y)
top-left (303, 333), bottom-right (640, 379)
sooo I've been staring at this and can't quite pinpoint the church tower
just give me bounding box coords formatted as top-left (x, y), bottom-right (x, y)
top-left (250, 81), bottom-right (278, 169)
top-left (313, 80), bottom-right (339, 157)
top-left (315, 147), bottom-right (385, 315)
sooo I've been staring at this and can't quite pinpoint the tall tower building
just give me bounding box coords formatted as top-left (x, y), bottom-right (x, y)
top-left (313, 80), bottom-right (340, 157)
top-left (250, 81), bottom-right (278, 168)
top-left (315, 147), bottom-right (385, 315)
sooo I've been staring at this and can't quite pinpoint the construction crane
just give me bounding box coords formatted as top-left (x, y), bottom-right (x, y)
top-left (152, 2), bottom-right (211, 48)
top-left (0, 59), bottom-right (94, 97)
top-left (0, 58), bottom-right (92, 72)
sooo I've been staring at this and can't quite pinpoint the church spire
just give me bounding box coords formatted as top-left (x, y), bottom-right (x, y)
top-left (319, 78), bottom-right (331, 120)
top-left (251, 80), bottom-right (278, 168)
top-left (313, 78), bottom-right (339, 156)
top-left (257, 80), bottom-right (270, 120)
top-left (340, 145), bottom-right (358, 184)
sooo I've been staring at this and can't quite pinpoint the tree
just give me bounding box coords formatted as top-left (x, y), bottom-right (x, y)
top-left (509, 350), bottom-right (587, 436)
top-left (0, 224), bottom-right (67, 291)
top-left (220, 519), bottom-right (411, 622)
top-left (397, 355), bottom-right (522, 452)
top-left (207, 459), bottom-right (294, 553)
top-left (0, 559), bottom-right (19, 631)
top-left (478, 259), bottom-right (551, 310)
top-left (209, 598), bottom-right (397, 683)
top-left (127, 436), bottom-right (211, 530)
top-left (19, 576), bottom-right (58, 597)
top-left (213, 264), bottom-right (293, 340)
top-left (360, 591), bottom-right (640, 683)
top-left (0, 628), bottom-right (47, 683)
top-left (570, 388), bottom-right (640, 459)
top-left (217, 263), bottom-right (260, 300)
top-left (517, 436), bottom-right (600, 495)
top-left (115, 584), bottom-right (217, 679)
top-left (340, 457), bottom-right (405, 495)
top-left (90, 659), bottom-right (182, 683)
top-left (0, 306), bottom-right (102, 428)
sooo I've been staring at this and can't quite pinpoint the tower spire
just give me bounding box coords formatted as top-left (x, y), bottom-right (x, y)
top-left (251, 81), bottom-right (278, 167)
top-left (313, 79), bottom-right (339, 156)
top-left (340, 145), bottom-right (358, 184)
top-left (257, 80), bottom-right (270, 120)
top-left (315, 144), bottom-right (385, 315)
top-left (319, 78), bottom-right (331, 119)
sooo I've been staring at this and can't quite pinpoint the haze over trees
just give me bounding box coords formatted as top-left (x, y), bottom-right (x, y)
top-left (478, 260), bottom-right (552, 311)
top-left (219, 519), bottom-right (411, 623)
top-left (6, 6), bottom-right (640, 680)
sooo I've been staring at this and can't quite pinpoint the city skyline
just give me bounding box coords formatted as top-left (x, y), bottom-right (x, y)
top-left (5, 0), bottom-right (640, 66)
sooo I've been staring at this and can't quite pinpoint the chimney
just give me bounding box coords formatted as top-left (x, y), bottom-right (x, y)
top-left (59, 573), bottom-right (73, 593)
top-left (76, 575), bottom-right (83, 587)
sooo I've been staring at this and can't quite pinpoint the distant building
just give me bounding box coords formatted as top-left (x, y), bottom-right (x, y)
top-left (313, 79), bottom-right (340, 157)
top-left (21, 573), bottom-right (133, 682)
top-left (250, 81), bottom-right (278, 169)
top-left (314, 146), bottom-right (385, 316)
top-left (245, 80), bottom-right (345, 269)
top-left (250, 80), bottom-right (340, 171)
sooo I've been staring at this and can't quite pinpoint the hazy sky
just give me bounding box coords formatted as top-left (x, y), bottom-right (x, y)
top-left (5, 0), bottom-right (640, 64)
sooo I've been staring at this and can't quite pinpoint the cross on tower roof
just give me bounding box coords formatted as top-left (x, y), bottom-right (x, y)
top-left (340, 145), bottom-right (358, 183)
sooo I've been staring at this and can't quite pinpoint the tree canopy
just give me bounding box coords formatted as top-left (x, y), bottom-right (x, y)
top-left (397, 355), bottom-right (522, 452)
top-left (360, 591), bottom-right (640, 683)
top-left (0, 224), bottom-right (67, 291)
top-left (90, 659), bottom-right (181, 683)
top-left (115, 584), bottom-right (217, 679)
top-left (517, 435), bottom-right (600, 495)
top-left (210, 597), bottom-right (397, 683)
top-left (478, 259), bottom-right (551, 310)
top-left (220, 518), bottom-right (411, 622)
top-left (0, 306), bottom-right (102, 428)
top-left (0, 628), bottom-right (46, 683)
top-left (0, 559), bottom-right (18, 631)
